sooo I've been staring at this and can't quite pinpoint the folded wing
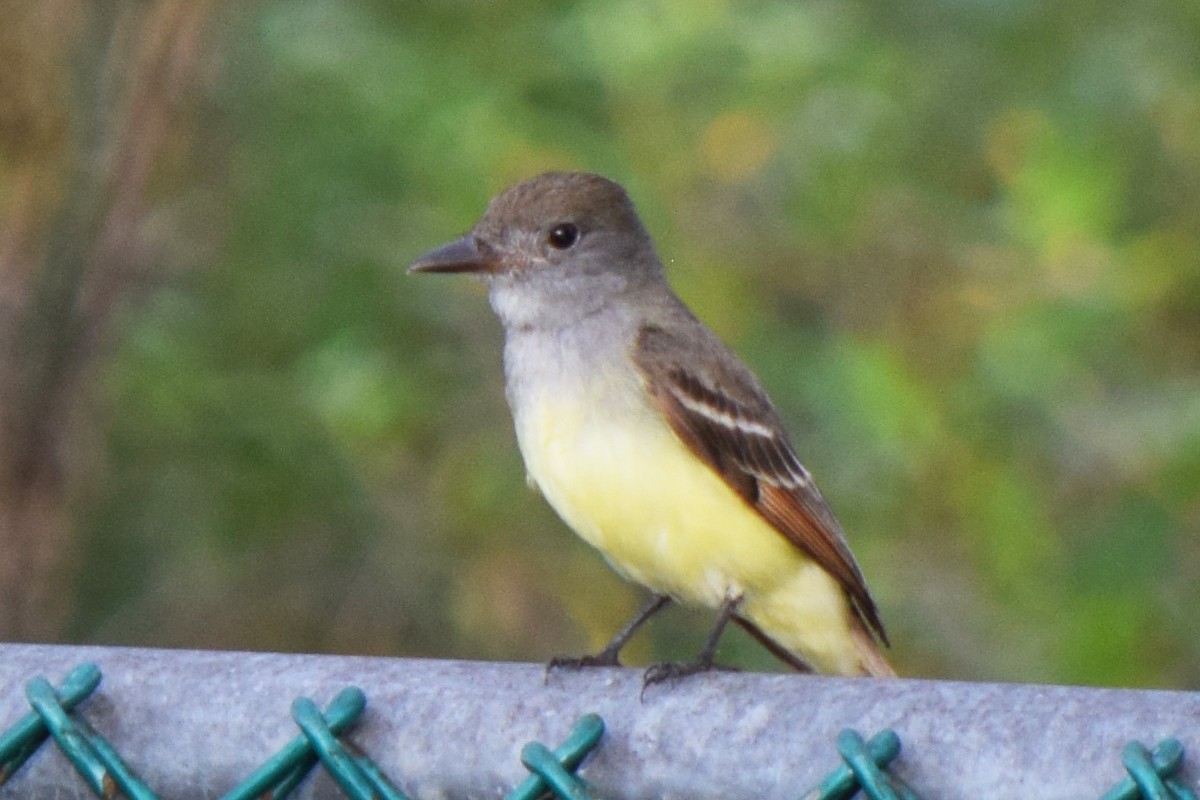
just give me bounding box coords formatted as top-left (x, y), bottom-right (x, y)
top-left (634, 321), bottom-right (888, 645)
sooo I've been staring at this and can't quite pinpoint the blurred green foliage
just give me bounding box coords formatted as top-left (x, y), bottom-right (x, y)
top-left (40, 0), bottom-right (1200, 686)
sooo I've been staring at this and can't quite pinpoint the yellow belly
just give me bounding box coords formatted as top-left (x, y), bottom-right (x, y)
top-left (515, 390), bottom-right (863, 674)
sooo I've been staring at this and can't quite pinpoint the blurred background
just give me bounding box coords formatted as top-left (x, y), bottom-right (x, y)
top-left (1, 0), bottom-right (1198, 688)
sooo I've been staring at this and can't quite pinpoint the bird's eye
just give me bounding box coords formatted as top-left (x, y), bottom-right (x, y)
top-left (547, 223), bottom-right (580, 250)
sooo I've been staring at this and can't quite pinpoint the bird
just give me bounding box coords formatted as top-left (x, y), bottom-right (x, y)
top-left (410, 171), bottom-right (894, 681)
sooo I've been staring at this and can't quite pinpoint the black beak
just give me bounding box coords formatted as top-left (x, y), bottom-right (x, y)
top-left (408, 234), bottom-right (499, 275)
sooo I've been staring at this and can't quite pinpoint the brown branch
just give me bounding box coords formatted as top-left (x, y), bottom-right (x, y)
top-left (0, 0), bottom-right (219, 639)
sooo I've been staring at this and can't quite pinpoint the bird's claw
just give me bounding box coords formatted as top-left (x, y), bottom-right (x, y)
top-left (544, 649), bottom-right (622, 683)
top-left (639, 658), bottom-right (739, 698)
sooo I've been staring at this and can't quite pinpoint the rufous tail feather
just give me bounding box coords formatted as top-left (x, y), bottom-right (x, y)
top-left (852, 618), bottom-right (896, 677)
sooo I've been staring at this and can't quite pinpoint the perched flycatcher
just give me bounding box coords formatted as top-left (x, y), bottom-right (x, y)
top-left (410, 172), bottom-right (894, 680)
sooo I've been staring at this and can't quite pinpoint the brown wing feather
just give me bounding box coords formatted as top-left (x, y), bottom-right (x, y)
top-left (634, 321), bottom-right (888, 646)
top-left (756, 483), bottom-right (887, 644)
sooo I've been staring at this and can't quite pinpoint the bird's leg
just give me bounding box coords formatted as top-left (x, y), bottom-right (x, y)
top-left (733, 615), bottom-right (814, 673)
top-left (547, 593), bottom-right (671, 674)
top-left (641, 595), bottom-right (741, 693)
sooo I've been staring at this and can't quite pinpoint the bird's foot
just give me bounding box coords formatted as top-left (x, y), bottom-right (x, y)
top-left (547, 648), bottom-right (622, 671)
top-left (640, 657), bottom-right (739, 698)
top-left (544, 594), bottom-right (672, 683)
top-left (544, 647), bottom-right (623, 683)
